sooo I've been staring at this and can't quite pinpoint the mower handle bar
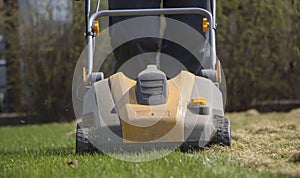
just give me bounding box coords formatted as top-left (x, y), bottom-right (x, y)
top-left (89, 8), bottom-right (215, 29)
top-left (86, 8), bottom-right (216, 78)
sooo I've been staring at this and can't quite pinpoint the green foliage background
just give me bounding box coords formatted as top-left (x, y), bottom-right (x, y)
top-left (1, 0), bottom-right (300, 121)
top-left (217, 0), bottom-right (300, 111)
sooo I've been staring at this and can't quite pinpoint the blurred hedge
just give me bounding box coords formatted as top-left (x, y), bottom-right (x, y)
top-left (217, 0), bottom-right (300, 111)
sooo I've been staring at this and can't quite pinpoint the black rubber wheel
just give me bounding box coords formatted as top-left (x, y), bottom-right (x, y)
top-left (215, 117), bottom-right (231, 147)
top-left (76, 124), bottom-right (96, 154)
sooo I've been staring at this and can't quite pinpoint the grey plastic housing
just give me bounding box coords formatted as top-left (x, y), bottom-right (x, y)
top-left (136, 65), bottom-right (168, 105)
top-left (199, 69), bottom-right (217, 82)
top-left (88, 72), bottom-right (104, 83)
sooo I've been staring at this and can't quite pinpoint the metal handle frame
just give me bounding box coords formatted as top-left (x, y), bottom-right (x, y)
top-left (85, 2), bottom-right (217, 80)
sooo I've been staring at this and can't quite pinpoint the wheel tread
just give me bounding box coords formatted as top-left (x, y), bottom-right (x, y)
top-left (215, 117), bottom-right (231, 147)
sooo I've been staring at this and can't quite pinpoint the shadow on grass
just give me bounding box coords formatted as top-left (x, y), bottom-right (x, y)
top-left (0, 146), bottom-right (75, 157)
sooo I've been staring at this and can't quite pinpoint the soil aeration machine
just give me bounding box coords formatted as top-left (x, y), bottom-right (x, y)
top-left (75, 0), bottom-right (231, 153)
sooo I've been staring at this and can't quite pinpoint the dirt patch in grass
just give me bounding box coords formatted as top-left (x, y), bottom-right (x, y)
top-left (208, 111), bottom-right (300, 177)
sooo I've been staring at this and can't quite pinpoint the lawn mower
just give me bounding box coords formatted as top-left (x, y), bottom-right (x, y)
top-left (74, 0), bottom-right (231, 154)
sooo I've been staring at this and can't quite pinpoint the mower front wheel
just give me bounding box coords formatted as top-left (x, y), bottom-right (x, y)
top-left (75, 124), bottom-right (96, 154)
top-left (215, 117), bottom-right (231, 147)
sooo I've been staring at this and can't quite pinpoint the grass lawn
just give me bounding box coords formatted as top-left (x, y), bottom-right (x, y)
top-left (0, 110), bottom-right (299, 178)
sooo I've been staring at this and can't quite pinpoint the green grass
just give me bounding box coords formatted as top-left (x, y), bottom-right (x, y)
top-left (1, 110), bottom-right (299, 178)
